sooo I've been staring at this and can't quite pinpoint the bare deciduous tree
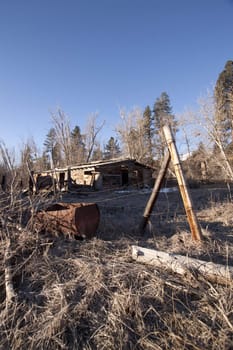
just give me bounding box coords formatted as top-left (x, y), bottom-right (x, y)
top-left (178, 91), bottom-right (233, 182)
top-left (84, 113), bottom-right (105, 163)
top-left (0, 141), bottom-right (15, 174)
top-left (116, 107), bottom-right (149, 162)
top-left (198, 93), bottom-right (233, 181)
top-left (50, 108), bottom-right (72, 166)
top-left (0, 141), bottom-right (17, 203)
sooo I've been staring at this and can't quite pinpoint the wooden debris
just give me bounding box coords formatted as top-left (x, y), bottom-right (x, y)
top-left (4, 239), bottom-right (16, 306)
top-left (163, 125), bottom-right (203, 241)
top-left (140, 125), bottom-right (203, 242)
top-left (139, 152), bottom-right (171, 235)
top-left (132, 245), bottom-right (233, 284)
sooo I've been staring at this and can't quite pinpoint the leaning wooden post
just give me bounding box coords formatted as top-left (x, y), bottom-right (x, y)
top-left (163, 125), bottom-right (203, 241)
top-left (139, 152), bottom-right (171, 235)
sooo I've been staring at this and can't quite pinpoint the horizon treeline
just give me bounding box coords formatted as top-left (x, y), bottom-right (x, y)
top-left (0, 60), bottom-right (233, 185)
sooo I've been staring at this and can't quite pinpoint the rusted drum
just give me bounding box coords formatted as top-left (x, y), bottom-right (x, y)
top-left (34, 202), bottom-right (100, 239)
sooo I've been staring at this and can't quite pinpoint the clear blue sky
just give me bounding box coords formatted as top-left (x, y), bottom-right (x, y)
top-left (0, 0), bottom-right (233, 152)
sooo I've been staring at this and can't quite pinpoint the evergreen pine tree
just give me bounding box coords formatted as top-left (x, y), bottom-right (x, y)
top-left (215, 60), bottom-right (233, 146)
top-left (43, 127), bottom-right (61, 167)
top-left (71, 125), bottom-right (86, 163)
top-left (153, 92), bottom-right (177, 159)
top-left (104, 137), bottom-right (121, 160)
top-left (143, 105), bottom-right (154, 163)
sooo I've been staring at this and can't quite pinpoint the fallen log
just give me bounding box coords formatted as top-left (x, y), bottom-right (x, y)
top-left (132, 245), bottom-right (233, 284)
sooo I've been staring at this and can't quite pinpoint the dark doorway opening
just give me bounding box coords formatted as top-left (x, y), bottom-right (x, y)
top-left (59, 172), bottom-right (65, 190)
top-left (121, 169), bottom-right (129, 186)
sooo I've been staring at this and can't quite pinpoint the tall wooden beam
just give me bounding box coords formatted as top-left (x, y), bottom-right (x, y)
top-left (139, 152), bottom-right (171, 235)
top-left (163, 125), bottom-right (203, 241)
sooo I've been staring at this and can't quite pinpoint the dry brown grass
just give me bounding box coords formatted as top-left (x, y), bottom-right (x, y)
top-left (0, 185), bottom-right (233, 349)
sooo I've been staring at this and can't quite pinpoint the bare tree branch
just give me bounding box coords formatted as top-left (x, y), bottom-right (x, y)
top-left (84, 113), bottom-right (105, 163)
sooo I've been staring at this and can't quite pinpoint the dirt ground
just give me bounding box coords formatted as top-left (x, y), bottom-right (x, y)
top-left (62, 183), bottom-right (233, 253)
top-left (0, 183), bottom-right (233, 349)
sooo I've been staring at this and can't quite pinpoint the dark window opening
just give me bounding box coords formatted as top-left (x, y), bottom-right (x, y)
top-left (84, 170), bottom-right (93, 175)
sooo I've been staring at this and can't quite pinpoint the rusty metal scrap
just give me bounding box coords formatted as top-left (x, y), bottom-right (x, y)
top-left (34, 202), bottom-right (100, 239)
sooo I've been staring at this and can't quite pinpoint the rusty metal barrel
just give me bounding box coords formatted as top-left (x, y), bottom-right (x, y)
top-left (34, 202), bottom-right (100, 239)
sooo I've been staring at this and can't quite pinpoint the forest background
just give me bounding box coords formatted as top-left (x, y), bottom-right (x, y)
top-left (1, 60), bottom-right (233, 187)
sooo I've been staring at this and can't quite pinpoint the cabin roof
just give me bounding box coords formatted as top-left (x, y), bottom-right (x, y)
top-left (34, 158), bottom-right (154, 174)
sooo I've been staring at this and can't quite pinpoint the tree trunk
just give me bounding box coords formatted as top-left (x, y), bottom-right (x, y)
top-left (132, 245), bottom-right (233, 285)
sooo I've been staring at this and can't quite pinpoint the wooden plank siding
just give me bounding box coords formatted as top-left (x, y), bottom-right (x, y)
top-left (33, 158), bottom-right (154, 192)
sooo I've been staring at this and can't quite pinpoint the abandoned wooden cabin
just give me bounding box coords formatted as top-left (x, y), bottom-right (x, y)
top-left (33, 158), bottom-right (154, 192)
